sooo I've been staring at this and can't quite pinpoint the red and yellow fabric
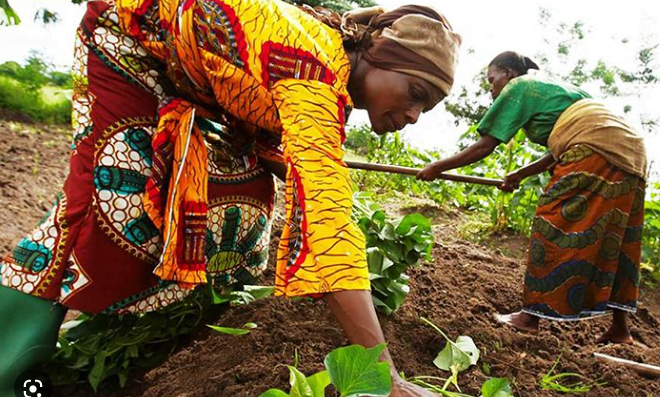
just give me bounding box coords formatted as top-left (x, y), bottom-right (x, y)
top-left (1, 0), bottom-right (369, 313)
top-left (273, 80), bottom-right (369, 295)
top-left (114, 0), bottom-right (369, 296)
top-left (118, 0), bottom-right (369, 295)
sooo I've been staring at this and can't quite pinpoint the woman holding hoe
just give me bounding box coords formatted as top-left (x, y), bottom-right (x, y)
top-left (0, 0), bottom-right (461, 395)
top-left (418, 51), bottom-right (647, 344)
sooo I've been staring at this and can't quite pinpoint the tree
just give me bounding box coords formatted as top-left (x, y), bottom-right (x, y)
top-left (286, 0), bottom-right (376, 14)
top-left (444, 7), bottom-right (659, 134)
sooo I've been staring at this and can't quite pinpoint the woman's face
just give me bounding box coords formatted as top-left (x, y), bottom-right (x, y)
top-left (487, 65), bottom-right (517, 100)
top-left (361, 69), bottom-right (443, 135)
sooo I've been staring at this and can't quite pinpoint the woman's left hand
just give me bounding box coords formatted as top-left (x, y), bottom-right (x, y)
top-left (416, 162), bottom-right (446, 181)
top-left (500, 171), bottom-right (524, 192)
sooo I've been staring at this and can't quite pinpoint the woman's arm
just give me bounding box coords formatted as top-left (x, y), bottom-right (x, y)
top-left (416, 135), bottom-right (501, 181)
top-left (325, 291), bottom-right (437, 397)
top-left (500, 152), bottom-right (555, 192)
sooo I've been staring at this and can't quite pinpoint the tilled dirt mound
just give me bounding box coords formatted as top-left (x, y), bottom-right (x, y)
top-left (0, 119), bottom-right (70, 254)
top-left (2, 119), bottom-right (659, 397)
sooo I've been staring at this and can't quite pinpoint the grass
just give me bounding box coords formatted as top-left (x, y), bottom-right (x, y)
top-left (0, 75), bottom-right (71, 124)
top-left (540, 353), bottom-right (606, 394)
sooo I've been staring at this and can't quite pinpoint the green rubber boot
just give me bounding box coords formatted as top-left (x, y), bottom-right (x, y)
top-left (0, 285), bottom-right (66, 396)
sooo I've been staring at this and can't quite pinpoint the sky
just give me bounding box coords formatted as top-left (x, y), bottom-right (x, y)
top-left (1, 0), bottom-right (659, 174)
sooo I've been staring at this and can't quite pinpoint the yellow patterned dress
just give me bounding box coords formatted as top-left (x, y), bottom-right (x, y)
top-left (0, 0), bottom-right (369, 313)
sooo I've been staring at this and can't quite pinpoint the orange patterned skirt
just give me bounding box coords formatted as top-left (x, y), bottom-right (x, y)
top-left (523, 146), bottom-right (645, 320)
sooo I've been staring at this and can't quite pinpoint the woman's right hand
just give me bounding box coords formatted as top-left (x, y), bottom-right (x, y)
top-left (390, 375), bottom-right (438, 396)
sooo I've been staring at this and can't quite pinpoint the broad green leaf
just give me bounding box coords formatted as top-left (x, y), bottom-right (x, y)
top-left (324, 344), bottom-right (392, 397)
top-left (207, 324), bottom-right (251, 335)
top-left (422, 318), bottom-right (480, 373)
top-left (57, 336), bottom-right (73, 357)
top-left (307, 370), bottom-right (331, 397)
top-left (287, 365), bottom-right (313, 397)
top-left (381, 257), bottom-right (395, 272)
top-left (454, 336), bottom-right (480, 367)
top-left (259, 389), bottom-right (290, 397)
top-left (243, 285), bottom-right (275, 300)
top-left (88, 352), bottom-right (107, 392)
top-left (118, 370), bottom-right (128, 388)
top-left (395, 213), bottom-right (431, 236)
top-left (433, 343), bottom-right (470, 372)
top-left (481, 378), bottom-right (514, 397)
top-left (376, 224), bottom-right (396, 240)
top-left (367, 247), bottom-right (384, 273)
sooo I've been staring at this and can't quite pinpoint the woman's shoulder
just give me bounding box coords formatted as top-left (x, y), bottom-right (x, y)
top-left (509, 73), bottom-right (591, 99)
top-left (227, 0), bottom-right (350, 88)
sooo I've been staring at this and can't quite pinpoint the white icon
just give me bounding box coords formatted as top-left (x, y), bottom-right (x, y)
top-left (23, 379), bottom-right (43, 397)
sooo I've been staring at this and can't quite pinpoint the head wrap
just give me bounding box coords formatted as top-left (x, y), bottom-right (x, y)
top-left (344, 5), bottom-right (462, 96)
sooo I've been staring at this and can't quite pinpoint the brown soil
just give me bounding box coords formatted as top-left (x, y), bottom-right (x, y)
top-left (2, 119), bottom-right (660, 397)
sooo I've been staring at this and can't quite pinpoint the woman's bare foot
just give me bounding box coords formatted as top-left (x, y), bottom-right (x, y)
top-left (596, 310), bottom-right (633, 344)
top-left (495, 311), bottom-right (540, 333)
top-left (595, 329), bottom-right (634, 345)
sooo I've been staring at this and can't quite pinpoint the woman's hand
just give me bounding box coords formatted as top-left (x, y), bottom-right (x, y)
top-left (391, 373), bottom-right (438, 396)
top-left (500, 170), bottom-right (524, 192)
top-left (416, 161), bottom-right (446, 181)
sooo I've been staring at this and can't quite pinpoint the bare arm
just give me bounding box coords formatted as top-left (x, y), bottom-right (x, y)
top-left (325, 290), bottom-right (437, 397)
top-left (416, 135), bottom-right (500, 181)
top-left (513, 152), bottom-right (555, 179)
top-left (500, 152), bottom-right (555, 192)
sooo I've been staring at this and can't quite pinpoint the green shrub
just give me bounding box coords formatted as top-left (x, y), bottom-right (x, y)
top-left (0, 75), bottom-right (71, 123)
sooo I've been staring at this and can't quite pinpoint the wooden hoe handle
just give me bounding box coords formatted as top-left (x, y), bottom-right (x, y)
top-left (345, 161), bottom-right (504, 187)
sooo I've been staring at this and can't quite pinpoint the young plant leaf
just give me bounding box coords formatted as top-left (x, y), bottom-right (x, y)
top-left (259, 389), bottom-right (290, 397)
top-left (243, 285), bottom-right (275, 300)
top-left (287, 365), bottom-right (313, 397)
top-left (307, 370), bottom-right (331, 397)
top-left (324, 344), bottom-right (392, 397)
top-left (481, 378), bottom-right (514, 397)
top-left (207, 324), bottom-right (252, 335)
top-left (421, 317), bottom-right (480, 372)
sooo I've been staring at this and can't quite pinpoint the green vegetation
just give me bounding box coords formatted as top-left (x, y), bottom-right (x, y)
top-left (0, 53), bottom-right (72, 123)
top-left (353, 192), bottom-right (434, 314)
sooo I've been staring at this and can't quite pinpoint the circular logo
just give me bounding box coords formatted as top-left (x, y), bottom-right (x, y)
top-left (13, 369), bottom-right (52, 397)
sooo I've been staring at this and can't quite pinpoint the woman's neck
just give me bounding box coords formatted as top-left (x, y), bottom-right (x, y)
top-left (347, 50), bottom-right (367, 109)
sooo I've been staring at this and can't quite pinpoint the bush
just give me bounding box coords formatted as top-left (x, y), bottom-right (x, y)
top-left (0, 75), bottom-right (71, 123)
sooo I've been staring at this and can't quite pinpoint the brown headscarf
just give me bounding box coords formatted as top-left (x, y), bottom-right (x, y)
top-left (301, 4), bottom-right (461, 96)
top-left (361, 6), bottom-right (461, 96)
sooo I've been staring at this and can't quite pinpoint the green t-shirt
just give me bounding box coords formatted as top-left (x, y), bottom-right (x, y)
top-left (477, 75), bottom-right (591, 146)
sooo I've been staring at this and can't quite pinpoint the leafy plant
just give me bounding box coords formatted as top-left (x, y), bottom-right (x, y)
top-left (421, 317), bottom-right (479, 393)
top-left (44, 289), bottom-right (210, 391)
top-left (207, 322), bottom-right (258, 335)
top-left (354, 193), bottom-right (434, 314)
top-left (408, 318), bottom-right (514, 397)
top-left (641, 183), bottom-right (660, 286)
top-left (481, 378), bottom-right (514, 397)
top-left (260, 344), bottom-right (392, 397)
top-left (42, 284), bottom-right (273, 391)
